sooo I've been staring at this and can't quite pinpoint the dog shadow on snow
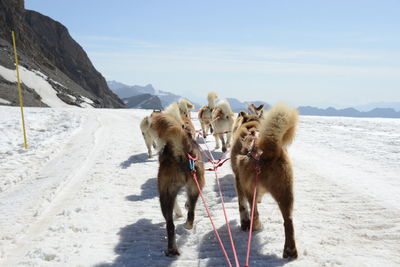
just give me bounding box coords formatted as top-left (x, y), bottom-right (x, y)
top-left (95, 218), bottom-right (189, 267)
top-left (198, 220), bottom-right (288, 267)
top-left (213, 174), bottom-right (237, 204)
top-left (125, 178), bottom-right (158, 201)
top-left (120, 152), bottom-right (156, 169)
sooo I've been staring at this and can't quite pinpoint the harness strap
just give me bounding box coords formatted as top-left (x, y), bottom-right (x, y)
top-left (186, 154), bottom-right (233, 267)
top-left (245, 165), bottom-right (262, 267)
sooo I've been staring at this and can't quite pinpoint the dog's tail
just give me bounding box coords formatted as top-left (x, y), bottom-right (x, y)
top-left (207, 92), bottom-right (218, 109)
top-left (258, 103), bottom-right (298, 159)
top-left (215, 99), bottom-right (233, 118)
top-left (150, 112), bottom-right (188, 157)
top-left (164, 103), bottom-right (183, 123)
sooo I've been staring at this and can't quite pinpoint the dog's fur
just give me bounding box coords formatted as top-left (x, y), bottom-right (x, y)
top-left (198, 92), bottom-right (218, 138)
top-left (248, 103), bottom-right (264, 116)
top-left (140, 100), bottom-right (195, 158)
top-left (165, 102), bottom-right (196, 139)
top-left (178, 98), bottom-right (195, 118)
top-left (231, 103), bottom-right (299, 259)
top-left (211, 99), bottom-right (234, 152)
top-left (140, 114), bottom-right (159, 158)
top-left (150, 111), bottom-right (204, 257)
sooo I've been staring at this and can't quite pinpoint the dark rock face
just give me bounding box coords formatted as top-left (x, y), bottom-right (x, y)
top-left (0, 0), bottom-right (124, 108)
top-left (123, 94), bottom-right (163, 110)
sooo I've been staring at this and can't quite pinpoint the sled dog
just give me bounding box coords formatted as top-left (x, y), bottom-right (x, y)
top-left (150, 111), bottom-right (205, 256)
top-left (211, 99), bottom-right (234, 152)
top-left (231, 103), bottom-right (299, 259)
top-left (248, 103), bottom-right (264, 116)
top-left (140, 112), bottom-right (160, 158)
top-left (198, 92), bottom-right (218, 138)
top-left (178, 98), bottom-right (194, 118)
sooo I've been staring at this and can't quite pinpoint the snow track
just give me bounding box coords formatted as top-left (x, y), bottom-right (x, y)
top-left (1, 108), bottom-right (399, 266)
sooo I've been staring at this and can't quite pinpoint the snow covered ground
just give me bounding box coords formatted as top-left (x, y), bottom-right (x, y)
top-left (0, 107), bottom-right (399, 267)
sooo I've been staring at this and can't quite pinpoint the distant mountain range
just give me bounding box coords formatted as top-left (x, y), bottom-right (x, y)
top-left (298, 106), bottom-right (400, 118)
top-left (123, 94), bottom-right (163, 110)
top-left (107, 81), bottom-right (273, 113)
top-left (107, 81), bottom-right (187, 109)
top-left (108, 81), bottom-right (400, 118)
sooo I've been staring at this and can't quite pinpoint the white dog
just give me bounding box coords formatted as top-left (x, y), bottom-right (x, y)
top-left (211, 99), bottom-right (234, 152)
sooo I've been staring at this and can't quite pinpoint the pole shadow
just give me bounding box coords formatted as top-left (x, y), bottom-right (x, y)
top-left (126, 178), bottom-right (158, 201)
top-left (120, 152), bottom-right (156, 169)
top-left (198, 220), bottom-right (289, 267)
top-left (213, 174), bottom-right (237, 204)
top-left (95, 218), bottom-right (189, 267)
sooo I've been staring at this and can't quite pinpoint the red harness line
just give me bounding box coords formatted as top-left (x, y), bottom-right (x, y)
top-left (187, 154), bottom-right (233, 267)
top-left (244, 165), bottom-right (261, 267)
top-left (198, 135), bottom-right (240, 267)
top-left (205, 158), bottom-right (231, 172)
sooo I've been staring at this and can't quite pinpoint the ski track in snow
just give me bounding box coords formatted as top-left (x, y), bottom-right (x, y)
top-left (0, 107), bottom-right (399, 266)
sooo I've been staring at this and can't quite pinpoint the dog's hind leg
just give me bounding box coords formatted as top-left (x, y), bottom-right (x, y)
top-left (245, 189), bottom-right (262, 231)
top-left (226, 132), bottom-right (232, 148)
top-left (220, 134), bottom-right (227, 153)
top-left (183, 186), bottom-right (200, 230)
top-left (271, 186), bottom-right (298, 259)
top-left (214, 133), bottom-right (221, 149)
top-left (160, 188), bottom-right (181, 256)
top-left (235, 175), bottom-right (250, 231)
top-left (174, 199), bottom-right (183, 218)
top-left (143, 133), bottom-right (153, 158)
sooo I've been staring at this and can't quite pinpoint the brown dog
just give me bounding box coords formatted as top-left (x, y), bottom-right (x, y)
top-left (150, 112), bottom-right (205, 256)
top-left (231, 103), bottom-right (299, 259)
top-left (247, 103), bottom-right (265, 116)
top-left (198, 92), bottom-right (218, 138)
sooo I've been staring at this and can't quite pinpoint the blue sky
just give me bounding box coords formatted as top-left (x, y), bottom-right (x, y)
top-left (26, 0), bottom-right (400, 107)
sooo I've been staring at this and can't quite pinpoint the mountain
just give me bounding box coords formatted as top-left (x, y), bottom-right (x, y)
top-left (226, 98), bottom-right (270, 113)
top-left (123, 94), bottom-right (163, 110)
top-left (355, 102), bottom-right (400, 112)
top-left (0, 0), bottom-right (124, 108)
top-left (298, 106), bottom-right (400, 118)
top-left (108, 81), bottom-right (156, 98)
top-left (107, 81), bottom-right (196, 109)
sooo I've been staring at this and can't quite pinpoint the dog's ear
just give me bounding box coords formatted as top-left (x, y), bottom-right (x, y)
top-left (256, 104), bottom-right (264, 111)
top-left (238, 111), bottom-right (246, 118)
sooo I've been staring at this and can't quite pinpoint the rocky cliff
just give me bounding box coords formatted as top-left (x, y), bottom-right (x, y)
top-left (0, 0), bottom-right (124, 108)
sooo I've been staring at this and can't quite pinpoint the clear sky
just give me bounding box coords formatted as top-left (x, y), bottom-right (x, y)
top-left (26, 0), bottom-right (400, 107)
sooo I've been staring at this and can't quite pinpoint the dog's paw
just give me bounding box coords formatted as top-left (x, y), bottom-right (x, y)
top-left (252, 220), bottom-right (262, 231)
top-left (165, 248), bottom-right (180, 257)
top-left (283, 246), bottom-right (298, 259)
top-left (241, 219), bottom-right (250, 231)
top-left (183, 221), bottom-right (193, 230)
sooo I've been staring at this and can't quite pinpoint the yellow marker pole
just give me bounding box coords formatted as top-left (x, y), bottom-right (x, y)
top-left (12, 30), bottom-right (28, 149)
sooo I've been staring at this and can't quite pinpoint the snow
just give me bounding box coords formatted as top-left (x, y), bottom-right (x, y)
top-left (0, 107), bottom-right (399, 267)
top-left (0, 65), bottom-right (72, 108)
top-left (0, 98), bottom-right (11, 105)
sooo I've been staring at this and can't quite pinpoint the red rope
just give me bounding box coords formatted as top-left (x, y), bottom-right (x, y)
top-left (198, 135), bottom-right (240, 267)
top-left (187, 155), bottom-right (233, 267)
top-left (205, 158), bottom-right (231, 171)
top-left (244, 166), bottom-right (261, 267)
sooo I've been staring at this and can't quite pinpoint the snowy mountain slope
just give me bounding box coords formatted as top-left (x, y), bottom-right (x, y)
top-left (0, 107), bottom-right (399, 266)
top-left (0, 1), bottom-right (124, 108)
